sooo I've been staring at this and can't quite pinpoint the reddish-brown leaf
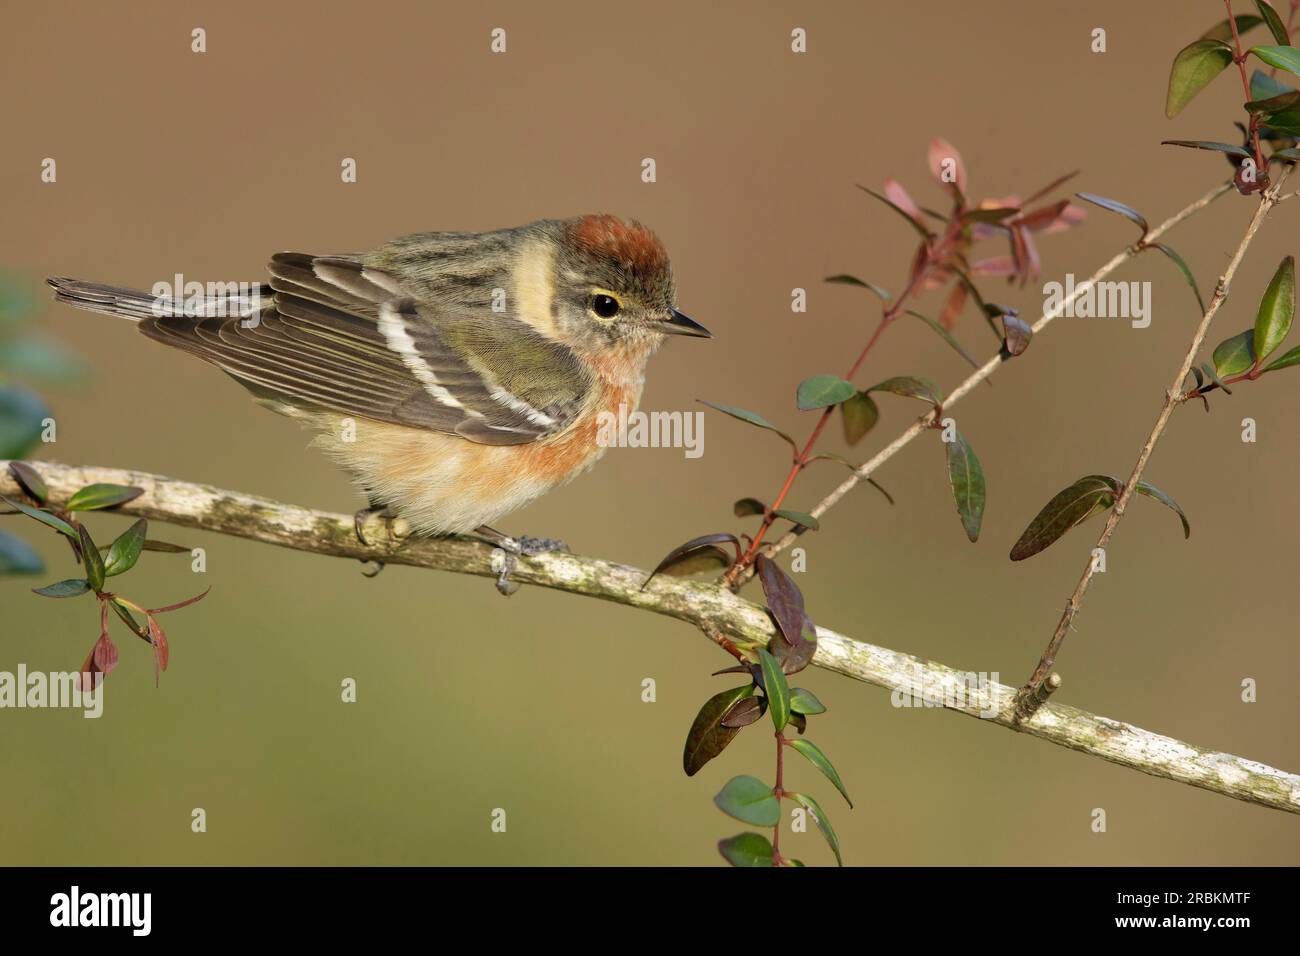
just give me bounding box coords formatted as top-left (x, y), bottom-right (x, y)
top-left (755, 555), bottom-right (806, 647)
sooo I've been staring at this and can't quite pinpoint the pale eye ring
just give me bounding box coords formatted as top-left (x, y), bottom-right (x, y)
top-left (591, 292), bottom-right (621, 319)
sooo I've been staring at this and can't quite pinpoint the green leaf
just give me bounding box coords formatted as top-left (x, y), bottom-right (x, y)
top-left (789, 793), bottom-right (841, 866)
top-left (1149, 243), bottom-right (1207, 314)
top-left (32, 577), bottom-right (90, 598)
top-left (788, 738), bottom-right (852, 808)
top-left (1251, 45), bottom-right (1300, 77)
top-left (7, 461), bottom-right (49, 504)
top-left (78, 524), bottom-right (104, 592)
top-left (683, 684), bottom-right (755, 776)
top-left (906, 310), bottom-right (980, 369)
top-left (698, 400), bottom-right (797, 452)
top-left (867, 375), bottom-right (942, 407)
top-left (0, 529), bottom-right (43, 575)
top-left (796, 375), bottom-right (856, 411)
top-left (757, 647), bottom-right (791, 732)
top-left (1201, 14), bottom-right (1264, 41)
top-left (1166, 39), bottom-right (1235, 117)
top-left (824, 274), bottom-right (891, 302)
top-left (1133, 481), bottom-right (1191, 539)
top-left (772, 509), bottom-right (819, 531)
top-left (1213, 329), bottom-right (1257, 377)
top-left (1263, 344), bottom-right (1300, 371)
top-left (717, 832), bottom-right (774, 867)
top-left (714, 775), bottom-right (781, 827)
top-left (1160, 139), bottom-right (1255, 158)
top-left (65, 482), bottom-right (144, 512)
top-left (840, 392), bottom-right (879, 445)
top-left (1076, 192), bottom-right (1150, 235)
top-left (1201, 361), bottom-right (1233, 395)
top-left (1273, 147), bottom-right (1300, 161)
top-left (1251, 68), bottom-right (1294, 101)
top-left (1009, 475), bottom-right (1122, 561)
top-left (104, 517), bottom-right (147, 577)
top-left (944, 428), bottom-right (985, 543)
top-left (0, 385), bottom-right (50, 459)
top-left (733, 497), bottom-right (766, 517)
top-left (1253, 255), bottom-right (1295, 361)
top-left (0, 496), bottom-right (77, 539)
top-left (856, 185), bottom-right (935, 241)
top-left (789, 687), bottom-right (827, 716)
top-left (1254, 1), bottom-right (1291, 45)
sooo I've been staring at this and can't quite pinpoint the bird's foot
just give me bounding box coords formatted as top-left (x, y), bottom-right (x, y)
top-left (473, 525), bottom-right (568, 596)
top-left (354, 505), bottom-right (412, 577)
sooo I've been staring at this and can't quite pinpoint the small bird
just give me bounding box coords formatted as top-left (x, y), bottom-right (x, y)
top-left (48, 215), bottom-right (709, 587)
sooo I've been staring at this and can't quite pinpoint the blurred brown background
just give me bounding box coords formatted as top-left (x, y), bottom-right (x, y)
top-left (1, 0), bottom-right (1297, 865)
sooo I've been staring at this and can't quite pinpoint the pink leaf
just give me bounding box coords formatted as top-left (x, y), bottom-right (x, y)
top-left (940, 282), bottom-right (968, 331)
top-left (92, 634), bottom-right (119, 674)
top-left (147, 614), bottom-right (169, 687)
top-left (883, 178), bottom-right (926, 226)
top-left (927, 138), bottom-right (967, 195)
top-left (970, 256), bottom-right (1018, 277)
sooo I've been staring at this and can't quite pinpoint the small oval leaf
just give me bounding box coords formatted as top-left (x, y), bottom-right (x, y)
top-left (717, 832), bottom-right (774, 868)
top-left (698, 400), bottom-right (797, 451)
top-left (796, 375), bottom-right (856, 411)
top-left (104, 517), bottom-right (148, 577)
top-left (1076, 192), bottom-right (1150, 235)
top-left (1253, 255), bottom-right (1295, 362)
top-left (66, 483), bottom-right (145, 512)
top-left (945, 429), bottom-right (986, 543)
top-left (788, 738), bottom-right (852, 808)
top-left (78, 524), bottom-right (105, 592)
top-left (755, 554), bottom-right (806, 646)
top-left (1165, 39), bottom-right (1235, 118)
top-left (713, 775), bottom-right (780, 827)
top-left (867, 375), bottom-right (942, 407)
top-left (771, 509), bottom-right (819, 531)
top-left (1010, 475), bottom-right (1122, 561)
top-left (643, 533), bottom-right (738, 588)
top-left (683, 684), bottom-right (755, 776)
top-left (789, 687), bottom-right (827, 716)
top-left (1212, 329), bottom-right (1257, 377)
top-left (7, 461), bottom-right (48, 504)
top-left (824, 274), bottom-right (891, 302)
top-left (757, 647), bottom-right (791, 732)
top-left (840, 392), bottom-right (880, 445)
top-left (32, 577), bottom-right (90, 598)
top-left (1133, 481), bottom-right (1191, 539)
top-left (789, 793), bottom-right (841, 866)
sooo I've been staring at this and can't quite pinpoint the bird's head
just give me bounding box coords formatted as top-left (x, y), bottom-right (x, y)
top-left (550, 215), bottom-right (709, 351)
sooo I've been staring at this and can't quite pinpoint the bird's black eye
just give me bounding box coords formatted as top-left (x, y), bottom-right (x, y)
top-left (591, 293), bottom-right (621, 319)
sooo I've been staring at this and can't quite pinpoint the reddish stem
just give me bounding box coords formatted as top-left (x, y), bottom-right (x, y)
top-left (726, 221), bottom-right (954, 584)
top-left (771, 729), bottom-right (787, 866)
top-left (1225, 0), bottom-right (1266, 172)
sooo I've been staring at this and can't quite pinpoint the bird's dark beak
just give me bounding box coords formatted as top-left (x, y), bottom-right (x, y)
top-left (662, 308), bottom-right (711, 338)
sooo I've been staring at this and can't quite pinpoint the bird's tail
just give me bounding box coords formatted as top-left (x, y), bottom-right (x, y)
top-left (46, 276), bottom-right (267, 322)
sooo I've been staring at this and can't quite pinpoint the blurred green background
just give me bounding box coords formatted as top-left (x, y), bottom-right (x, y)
top-left (1, 0), bottom-right (1297, 865)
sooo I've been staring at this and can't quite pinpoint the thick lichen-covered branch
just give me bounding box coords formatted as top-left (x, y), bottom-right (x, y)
top-left (3, 460), bottom-right (1297, 815)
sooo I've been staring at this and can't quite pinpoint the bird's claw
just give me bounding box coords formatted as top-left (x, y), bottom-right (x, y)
top-left (354, 505), bottom-right (411, 578)
top-left (475, 526), bottom-right (567, 596)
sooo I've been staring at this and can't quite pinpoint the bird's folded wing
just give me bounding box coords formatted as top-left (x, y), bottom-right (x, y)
top-left (139, 253), bottom-right (594, 445)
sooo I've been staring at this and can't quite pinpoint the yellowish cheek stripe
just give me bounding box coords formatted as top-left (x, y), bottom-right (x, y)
top-left (513, 241), bottom-right (557, 338)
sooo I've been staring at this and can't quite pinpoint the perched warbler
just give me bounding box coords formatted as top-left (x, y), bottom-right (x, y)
top-left (48, 215), bottom-right (708, 570)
